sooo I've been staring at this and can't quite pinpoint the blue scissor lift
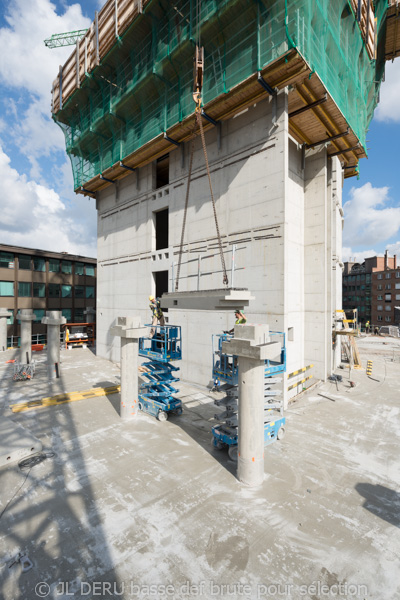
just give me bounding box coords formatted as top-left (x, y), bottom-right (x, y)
top-left (138, 324), bottom-right (183, 421)
top-left (212, 331), bottom-right (286, 459)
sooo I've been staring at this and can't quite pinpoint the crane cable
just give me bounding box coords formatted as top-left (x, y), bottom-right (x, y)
top-left (175, 0), bottom-right (228, 290)
top-left (175, 106), bottom-right (229, 291)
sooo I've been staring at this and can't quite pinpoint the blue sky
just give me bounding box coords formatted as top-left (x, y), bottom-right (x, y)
top-left (0, 0), bottom-right (399, 262)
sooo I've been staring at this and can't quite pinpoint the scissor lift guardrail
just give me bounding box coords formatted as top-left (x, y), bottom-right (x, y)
top-left (212, 331), bottom-right (286, 459)
top-left (138, 325), bottom-right (182, 421)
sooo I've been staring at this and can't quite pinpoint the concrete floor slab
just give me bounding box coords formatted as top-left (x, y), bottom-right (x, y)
top-left (0, 419), bottom-right (42, 468)
top-left (0, 340), bottom-right (399, 599)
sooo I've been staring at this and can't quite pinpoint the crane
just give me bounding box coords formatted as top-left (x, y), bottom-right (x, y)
top-left (44, 29), bottom-right (88, 49)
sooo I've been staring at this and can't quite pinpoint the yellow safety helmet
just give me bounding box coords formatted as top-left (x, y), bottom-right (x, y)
top-left (149, 295), bottom-right (155, 301)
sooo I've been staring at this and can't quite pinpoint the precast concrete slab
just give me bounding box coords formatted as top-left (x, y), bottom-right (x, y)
top-left (160, 288), bottom-right (254, 311)
top-left (0, 418), bottom-right (42, 468)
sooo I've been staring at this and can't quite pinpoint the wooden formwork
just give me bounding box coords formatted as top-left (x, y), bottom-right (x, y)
top-left (349, 0), bottom-right (376, 59)
top-left (385, 0), bottom-right (400, 60)
top-left (52, 0), bottom-right (148, 112)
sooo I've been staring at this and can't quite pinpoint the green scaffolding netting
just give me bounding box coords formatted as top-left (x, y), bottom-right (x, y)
top-left (53, 0), bottom-right (388, 189)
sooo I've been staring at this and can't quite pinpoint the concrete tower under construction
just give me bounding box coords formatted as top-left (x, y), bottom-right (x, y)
top-left (52, 0), bottom-right (400, 396)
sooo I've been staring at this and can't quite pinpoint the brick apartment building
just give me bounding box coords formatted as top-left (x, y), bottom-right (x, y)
top-left (0, 244), bottom-right (96, 344)
top-left (371, 254), bottom-right (400, 327)
top-left (343, 251), bottom-right (397, 327)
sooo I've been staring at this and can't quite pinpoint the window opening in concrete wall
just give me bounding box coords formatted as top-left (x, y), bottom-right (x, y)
top-left (155, 208), bottom-right (169, 250)
top-left (288, 327), bottom-right (294, 341)
top-left (156, 155), bottom-right (169, 189)
top-left (154, 270), bottom-right (169, 304)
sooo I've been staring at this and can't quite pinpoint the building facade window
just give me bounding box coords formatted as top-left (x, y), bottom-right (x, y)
top-left (48, 284), bottom-right (60, 298)
top-left (385, 316), bottom-right (391, 322)
top-left (18, 255), bottom-right (31, 270)
top-left (85, 286), bottom-right (95, 299)
top-left (49, 259), bottom-right (60, 272)
top-left (396, 294), bottom-right (400, 301)
top-left (366, 274), bottom-right (371, 283)
top-left (61, 261), bottom-right (72, 274)
top-left (18, 282), bottom-right (31, 297)
top-left (85, 265), bottom-right (95, 277)
top-left (377, 315), bottom-right (382, 321)
top-left (61, 285), bottom-right (72, 298)
top-left (377, 305), bottom-right (383, 311)
top-left (386, 273), bottom-right (391, 279)
top-left (385, 305), bottom-right (391, 311)
top-left (33, 282), bottom-right (46, 298)
top-left (396, 272), bottom-right (400, 278)
top-left (0, 251), bottom-right (14, 269)
top-left (385, 294), bottom-right (391, 301)
top-left (395, 283), bottom-right (400, 290)
top-left (385, 284), bottom-right (391, 290)
top-left (377, 274), bottom-right (382, 279)
top-left (75, 285), bottom-right (84, 298)
top-left (0, 281), bottom-right (14, 296)
top-left (33, 257), bottom-right (46, 272)
top-left (34, 309), bottom-right (45, 322)
top-left (75, 262), bottom-right (84, 276)
top-left (377, 295), bottom-right (383, 300)
top-left (62, 309), bottom-right (72, 321)
top-left (377, 285), bottom-right (382, 290)
top-left (74, 309), bottom-right (84, 322)
top-left (7, 310), bottom-right (14, 324)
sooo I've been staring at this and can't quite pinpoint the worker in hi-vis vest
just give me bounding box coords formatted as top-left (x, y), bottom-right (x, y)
top-left (228, 309), bottom-right (247, 334)
top-left (149, 295), bottom-right (165, 338)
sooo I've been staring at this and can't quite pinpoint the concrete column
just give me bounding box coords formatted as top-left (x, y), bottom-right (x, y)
top-left (17, 309), bottom-right (36, 364)
top-left (84, 306), bottom-right (96, 322)
top-left (304, 148), bottom-right (328, 381)
top-left (222, 323), bottom-right (281, 487)
top-left (111, 316), bottom-right (147, 420)
top-left (42, 311), bottom-right (66, 379)
top-left (0, 309), bottom-right (12, 352)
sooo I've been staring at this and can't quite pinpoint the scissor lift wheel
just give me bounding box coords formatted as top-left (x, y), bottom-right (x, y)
top-left (157, 410), bottom-right (168, 422)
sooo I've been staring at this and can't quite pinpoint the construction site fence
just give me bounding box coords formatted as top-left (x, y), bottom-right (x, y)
top-left (52, 0), bottom-right (387, 190)
top-left (7, 333), bottom-right (67, 349)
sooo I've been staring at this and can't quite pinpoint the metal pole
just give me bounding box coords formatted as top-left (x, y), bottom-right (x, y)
top-left (231, 244), bottom-right (236, 288)
top-left (76, 40), bottom-right (80, 88)
top-left (197, 255), bottom-right (202, 290)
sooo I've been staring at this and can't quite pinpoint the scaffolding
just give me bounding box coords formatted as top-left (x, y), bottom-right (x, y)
top-left (52, 0), bottom-right (390, 192)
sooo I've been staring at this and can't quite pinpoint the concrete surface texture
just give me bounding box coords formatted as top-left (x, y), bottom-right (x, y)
top-left (0, 336), bottom-right (399, 600)
top-left (95, 90), bottom-right (342, 400)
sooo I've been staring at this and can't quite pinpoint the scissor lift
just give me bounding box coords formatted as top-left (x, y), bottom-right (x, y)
top-left (138, 325), bottom-right (183, 421)
top-left (212, 332), bottom-right (286, 459)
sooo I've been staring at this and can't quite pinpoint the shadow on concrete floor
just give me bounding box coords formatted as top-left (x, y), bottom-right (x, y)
top-left (0, 360), bottom-right (119, 597)
top-left (355, 483), bottom-right (400, 528)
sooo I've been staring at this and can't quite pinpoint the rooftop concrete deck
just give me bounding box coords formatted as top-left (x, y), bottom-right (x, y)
top-left (0, 337), bottom-right (399, 600)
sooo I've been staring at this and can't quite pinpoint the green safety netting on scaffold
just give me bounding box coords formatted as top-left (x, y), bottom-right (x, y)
top-left (53, 0), bottom-right (388, 190)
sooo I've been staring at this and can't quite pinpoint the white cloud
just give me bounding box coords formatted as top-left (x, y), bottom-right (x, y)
top-left (0, 0), bottom-right (90, 102)
top-left (0, 0), bottom-right (91, 166)
top-left (386, 241), bottom-right (400, 258)
top-left (342, 247), bottom-right (380, 263)
top-left (343, 182), bottom-right (400, 247)
top-left (0, 145), bottom-right (96, 257)
top-left (375, 60), bottom-right (400, 123)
